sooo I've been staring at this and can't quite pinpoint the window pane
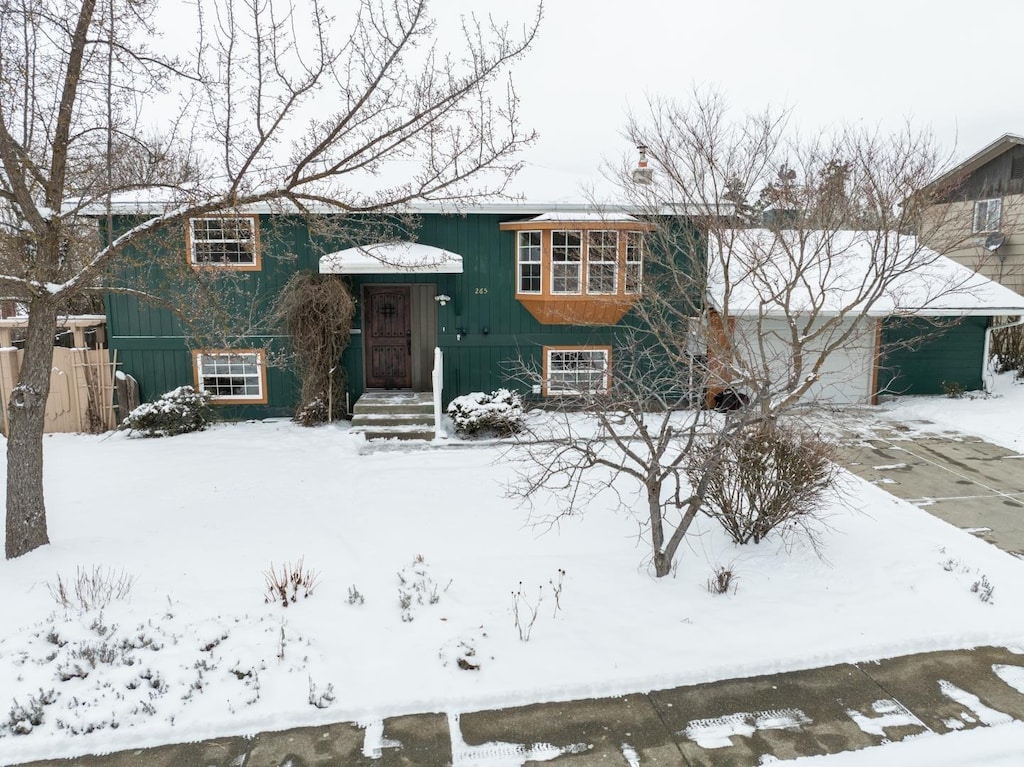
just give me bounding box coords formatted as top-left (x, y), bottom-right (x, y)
top-left (547, 349), bottom-right (608, 394)
top-left (198, 352), bottom-right (263, 400)
top-left (191, 217), bottom-right (257, 266)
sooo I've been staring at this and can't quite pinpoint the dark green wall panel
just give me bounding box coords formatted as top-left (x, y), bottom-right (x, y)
top-left (879, 316), bottom-right (989, 395)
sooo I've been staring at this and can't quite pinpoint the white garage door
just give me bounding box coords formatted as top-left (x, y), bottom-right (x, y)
top-left (731, 316), bottom-right (876, 406)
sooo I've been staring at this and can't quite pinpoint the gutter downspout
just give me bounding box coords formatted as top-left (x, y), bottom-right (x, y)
top-left (983, 315), bottom-right (1024, 392)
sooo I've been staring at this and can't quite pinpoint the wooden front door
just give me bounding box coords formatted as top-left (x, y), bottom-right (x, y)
top-left (364, 286), bottom-right (412, 389)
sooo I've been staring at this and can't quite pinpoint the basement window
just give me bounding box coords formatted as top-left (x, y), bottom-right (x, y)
top-left (544, 346), bottom-right (610, 395)
top-left (188, 215), bottom-right (261, 270)
top-left (193, 349), bottom-right (267, 403)
top-left (973, 198), bottom-right (1001, 233)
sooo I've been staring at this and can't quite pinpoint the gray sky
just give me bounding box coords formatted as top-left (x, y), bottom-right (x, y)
top-left (442, 0), bottom-right (1023, 197)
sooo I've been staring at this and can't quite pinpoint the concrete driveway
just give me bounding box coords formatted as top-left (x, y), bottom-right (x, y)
top-left (835, 420), bottom-right (1024, 557)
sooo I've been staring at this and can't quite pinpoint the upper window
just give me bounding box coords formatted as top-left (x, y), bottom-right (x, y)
top-left (517, 231), bottom-right (542, 293)
top-left (500, 216), bottom-right (651, 325)
top-left (552, 230), bottom-right (583, 294)
top-left (586, 231), bottom-right (618, 294)
top-left (625, 231), bottom-right (643, 294)
top-left (973, 198), bottom-right (1002, 233)
top-left (193, 349), bottom-right (267, 403)
top-left (189, 216), bottom-right (261, 270)
top-left (545, 347), bottom-right (610, 395)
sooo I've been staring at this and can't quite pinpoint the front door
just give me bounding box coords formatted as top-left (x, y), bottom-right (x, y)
top-left (364, 286), bottom-right (412, 389)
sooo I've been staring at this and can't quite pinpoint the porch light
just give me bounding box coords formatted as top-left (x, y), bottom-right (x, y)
top-left (434, 294), bottom-right (451, 307)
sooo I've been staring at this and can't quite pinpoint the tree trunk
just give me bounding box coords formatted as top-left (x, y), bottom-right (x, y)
top-left (648, 482), bottom-right (673, 577)
top-left (5, 298), bottom-right (58, 559)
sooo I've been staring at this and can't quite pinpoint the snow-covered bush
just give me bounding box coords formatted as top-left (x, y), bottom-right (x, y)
top-left (446, 388), bottom-right (524, 437)
top-left (120, 386), bottom-right (214, 438)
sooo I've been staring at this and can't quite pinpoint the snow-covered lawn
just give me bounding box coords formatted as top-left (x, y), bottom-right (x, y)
top-left (2, 375), bottom-right (1024, 763)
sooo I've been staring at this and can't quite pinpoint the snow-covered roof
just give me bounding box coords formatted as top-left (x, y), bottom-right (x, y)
top-left (526, 211), bottom-right (640, 222)
top-left (319, 242), bottom-right (463, 274)
top-left (709, 229), bottom-right (1024, 317)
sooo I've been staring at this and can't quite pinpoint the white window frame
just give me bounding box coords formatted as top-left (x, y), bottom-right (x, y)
top-left (545, 347), bottom-right (610, 395)
top-left (551, 230), bottom-right (583, 294)
top-left (516, 230), bottom-right (542, 294)
top-left (189, 215), bottom-right (260, 269)
top-left (193, 349), bottom-right (267, 403)
top-left (586, 230), bottom-right (618, 295)
top-left (973, 198), bottom-right (1002, 234)
top-left (625, 231), bottom-right (644, 294)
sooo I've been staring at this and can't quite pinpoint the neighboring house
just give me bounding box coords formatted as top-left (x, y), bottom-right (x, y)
top-left (920, 134), bottom-right (1024, 295)
top-left (707, 229), bottom-right (1024, 404)
top-left (98, 202), bottom-right (1024, 425)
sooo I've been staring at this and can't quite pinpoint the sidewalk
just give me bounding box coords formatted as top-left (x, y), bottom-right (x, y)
top-left (12, 645), bottom-right (1024, 767)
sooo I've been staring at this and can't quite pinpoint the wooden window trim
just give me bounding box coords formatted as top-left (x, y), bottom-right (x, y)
top-left (542, 345), bottom-right (612, 396)
top-left (192, 348), bottom-right (268, 404)
top-left (187, 215), bottom-right (262, 271)
top-left (502, 220), bottom-right (652, 324)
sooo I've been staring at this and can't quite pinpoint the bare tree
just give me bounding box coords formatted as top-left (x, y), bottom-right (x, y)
top-left (511, 90), bottom-right (975, 577)
top-left (1, 0), bottom-right (539, 559)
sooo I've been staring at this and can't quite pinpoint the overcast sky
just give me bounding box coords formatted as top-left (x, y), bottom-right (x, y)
top-left (436, 0), bottom-right (1023, 197)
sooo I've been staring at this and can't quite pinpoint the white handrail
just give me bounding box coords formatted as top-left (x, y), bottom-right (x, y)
top-left (432, 346), bottom-right (446, 440)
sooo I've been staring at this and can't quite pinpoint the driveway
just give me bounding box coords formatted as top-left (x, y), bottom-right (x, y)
top-left (834, 418), bottom-right (1024, 557)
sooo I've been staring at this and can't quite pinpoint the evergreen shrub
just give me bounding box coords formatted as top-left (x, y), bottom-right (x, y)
top-left (121, 386), bottom-right (215, 437)
top-left (446, 389), bottom-right (525, 437)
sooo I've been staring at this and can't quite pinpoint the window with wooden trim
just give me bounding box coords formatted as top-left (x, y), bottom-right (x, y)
top-left (973, 198), bottom-right (1001, 233)
top-left (545, 347), bottom-right (610, 395)
top-left (551, 230), bottom-right (583, 293)
top-left (625, 231), bottom-right (643, 294)
top-left (517, 231), bottom-right (542, 293)
top-left (500, 217), bottom-right (651, 325)
top-left (193, 349), bottom-right (267, 403)
top-left (586, 230), bottom-right (618, 294)
top-left (188, 216), bottom-right (261, 269)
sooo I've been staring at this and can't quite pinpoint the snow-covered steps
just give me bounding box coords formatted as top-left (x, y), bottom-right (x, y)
top-left (350, 391), bottom-right (435, 441)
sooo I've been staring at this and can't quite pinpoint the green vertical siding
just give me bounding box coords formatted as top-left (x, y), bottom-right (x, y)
top-left (878, 316), bottom-right (989, 395)
top-left (107, 212), bottom-right (683, 418)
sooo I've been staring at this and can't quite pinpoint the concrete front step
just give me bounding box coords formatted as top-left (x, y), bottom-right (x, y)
top-left (353, 391), bottom-right (434, 416)
top-left (351, 391), bottom-right (436, 440)
top-left (355, 426), bottom-right (437, 441)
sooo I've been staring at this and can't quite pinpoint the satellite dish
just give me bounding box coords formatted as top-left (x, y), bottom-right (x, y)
top-left (984, 232), bottom-right (1005, 251)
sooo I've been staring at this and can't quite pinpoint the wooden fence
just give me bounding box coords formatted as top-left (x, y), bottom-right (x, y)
top-left (0, 316), bottom-right (117, 435)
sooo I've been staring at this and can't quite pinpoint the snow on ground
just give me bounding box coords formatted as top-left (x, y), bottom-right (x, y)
top-left (1, 388), bottom-right (1024, 762)
top-left (873, 369), bottom-right (1024, 452)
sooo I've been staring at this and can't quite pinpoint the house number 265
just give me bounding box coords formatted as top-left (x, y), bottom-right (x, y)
top-left (474, 287), bottom-right (488, 294)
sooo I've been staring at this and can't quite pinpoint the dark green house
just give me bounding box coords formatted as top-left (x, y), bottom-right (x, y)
top-left (103, 205), bottom-right (1024, 434)
top-left (104, 205), bottom-right (656, 428)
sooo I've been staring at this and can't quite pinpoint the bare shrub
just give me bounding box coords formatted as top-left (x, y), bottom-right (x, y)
top-left (48, 566), bottom-right (136, 612)
top-left (274, 273), bottom-right (356, 425)
top-left (692, 423), bottom-right (839, 546)
top-left (990, 322), bottom-right (1024, 376)
top-left (308, 677), bottom-right (336, 709)
top-left (707, 565), bottom-right (737, 595)
top-left (972, 575), bottom-right (995, 604)
top-left (511, 582), bottom-right (542, 642)
top-left (397, 555), bottom-right (448, 622)
top-left (263, 559), bottom-right (319, 607)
